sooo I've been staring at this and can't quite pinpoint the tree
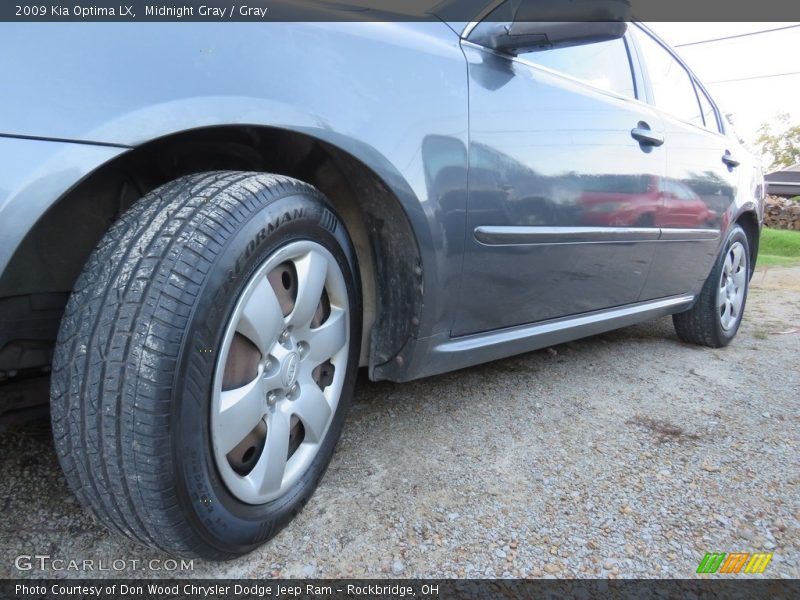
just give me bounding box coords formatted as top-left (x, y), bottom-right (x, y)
top-left (756, 113), bottom-right (800, 172)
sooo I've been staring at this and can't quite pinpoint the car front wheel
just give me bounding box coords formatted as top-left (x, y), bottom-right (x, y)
top-left (50, 171), bottom-right (361, 559)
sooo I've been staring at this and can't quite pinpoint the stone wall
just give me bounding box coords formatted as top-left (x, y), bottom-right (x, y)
top-left (764, 195), bottom-right (800, 230)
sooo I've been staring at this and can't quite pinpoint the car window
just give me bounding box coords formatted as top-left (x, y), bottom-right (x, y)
top-left (661, 179), bottom-right (678, 196)
top-left (634, 28), bottom-right (704, 127)
top-left (525, 37), bottom-right (636, 99)
top-left (695, 85), bottom-right (721, 133)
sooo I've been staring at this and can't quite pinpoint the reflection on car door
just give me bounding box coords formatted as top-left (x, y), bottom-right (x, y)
top-left (631, 25), bottom-right (738, 300)
top-left (454, 34), bottom-right (667, 336)
top-left (657, 178), bottom-right (717, 229)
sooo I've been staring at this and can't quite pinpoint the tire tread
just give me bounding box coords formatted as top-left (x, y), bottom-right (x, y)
top-left (51, 172), bottom-right (321, 558)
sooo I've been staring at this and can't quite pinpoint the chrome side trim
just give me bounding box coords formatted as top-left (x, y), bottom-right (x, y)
top-left (474, 225), bottom-right (661, 245)
top-left (440, 295), bottom-right (694, 355)
top-left (659, 228), bottom-right (720, 241)
top-left (383, 294), bottom-right (698, 381)
top-left (474, 225), bottom-right (720, 245)
top-left (374, 293), bottom-right (697, 382)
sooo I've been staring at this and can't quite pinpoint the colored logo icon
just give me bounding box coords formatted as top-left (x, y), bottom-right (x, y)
top-left (697, 552), bottom-right (773, 574)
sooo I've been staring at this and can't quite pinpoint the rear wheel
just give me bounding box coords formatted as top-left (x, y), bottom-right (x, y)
top-left (673, 224), bottom-right (749, 348)
top-left (50, 171), bottom-right (361, 559)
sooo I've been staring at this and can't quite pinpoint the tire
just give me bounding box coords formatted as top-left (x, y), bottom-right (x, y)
top-left (50, 171), bottom-right (361, 559)
top-left (672, 224), bottom-right (749, 348)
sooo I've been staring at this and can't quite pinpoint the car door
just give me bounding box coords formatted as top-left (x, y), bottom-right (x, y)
top-left (631, 25), bottom-right (738, 300)
top-left (454, 26), bottom-right (667, 336)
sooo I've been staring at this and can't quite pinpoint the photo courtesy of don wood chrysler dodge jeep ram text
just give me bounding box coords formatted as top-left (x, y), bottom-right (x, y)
top-left (0, 6), bottom-right (763, 559)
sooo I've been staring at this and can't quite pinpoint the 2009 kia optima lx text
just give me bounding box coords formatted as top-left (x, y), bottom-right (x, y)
top-left (0, 3), bottom-right (763, 560)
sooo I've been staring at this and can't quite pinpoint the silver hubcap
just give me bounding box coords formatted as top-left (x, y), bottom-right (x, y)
top-left (211, 241), bottom-right (349, 504)
top-left (718, 241), bottom-right (747, 332)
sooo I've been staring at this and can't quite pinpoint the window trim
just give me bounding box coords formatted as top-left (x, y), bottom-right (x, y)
top-left (621, 34), bottom-right (640, 100)
top-left (516, 34), bottom-right (640, 101)
top-left (461, 30), bottom-right (642, 103)
top-left (693, 77), bottom-right (723, 134)
top-left (460, 4), bottom-right (643, 102)
top-left (630, 22), bottom-right (726, 135)
top-left (460, 0), bottom-right (505, 39)
top-left (520, 33), bottom-right (640, 100)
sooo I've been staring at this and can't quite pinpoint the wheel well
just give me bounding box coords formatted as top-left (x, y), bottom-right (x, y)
top-left (0, 126), bottom-right (423, 375)
top-left (736, 210), bottom-right (760, 275)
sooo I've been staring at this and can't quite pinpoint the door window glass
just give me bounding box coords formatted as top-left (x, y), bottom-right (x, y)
top-left (634, 28), bottom-right (704, 127)
top-left (526, 37), bottom-right (636, 99)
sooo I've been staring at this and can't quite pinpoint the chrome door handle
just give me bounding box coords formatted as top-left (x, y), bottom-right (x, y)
top-left (722, 151), bottom-right (740, 168)
top-left (631, 123), bottom-right (664, 147)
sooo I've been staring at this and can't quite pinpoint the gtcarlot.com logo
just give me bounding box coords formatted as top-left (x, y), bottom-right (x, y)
top-left (697, 552), bottom-right (773, 574)
top-left (15, 555), bottom-right (194, 572)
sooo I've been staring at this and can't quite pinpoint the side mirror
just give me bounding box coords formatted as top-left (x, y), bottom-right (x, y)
top-left (469, 0), bottom-right (630, 56)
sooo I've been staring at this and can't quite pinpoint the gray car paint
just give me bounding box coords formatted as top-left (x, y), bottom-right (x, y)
top-left (0, 21), bottom-right (469, 343)
top-left (0, 19), bottom-right (762, 383)
top-left (456, 34), bottom-right (668, 334)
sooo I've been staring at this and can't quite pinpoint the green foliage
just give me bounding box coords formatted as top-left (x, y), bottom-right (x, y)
top-left (761, 228), bottom-right (800, 257)
top-left (756, 113), bottom-right (800, 172)
top-left (759, 228), bottom-right (800, 266)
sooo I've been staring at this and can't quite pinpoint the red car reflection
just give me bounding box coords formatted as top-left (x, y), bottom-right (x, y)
top-left (579, 175), bottom-right (718, 228)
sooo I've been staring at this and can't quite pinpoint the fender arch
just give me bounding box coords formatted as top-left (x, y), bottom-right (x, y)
top-left (0, 125), bottom-right (430, 377)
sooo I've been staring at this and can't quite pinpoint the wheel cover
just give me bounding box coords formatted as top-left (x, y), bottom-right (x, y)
top-left (717, 240), bottom-right (747, 332)
top-left (211, 241), bottom-right (349, 504)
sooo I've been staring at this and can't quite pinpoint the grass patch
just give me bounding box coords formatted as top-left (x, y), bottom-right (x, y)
top-left (758, 228), bottom-right (800, 267)
top-left (759, 254), bottom-right (799, 267)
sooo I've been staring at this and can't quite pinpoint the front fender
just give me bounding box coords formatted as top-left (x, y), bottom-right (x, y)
top-left (0, 22), bottom-right (471, 337)
top-left (0, 136), bottom-right (128, 282)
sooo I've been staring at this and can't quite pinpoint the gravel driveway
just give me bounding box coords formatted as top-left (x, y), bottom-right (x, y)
top-left (2, 266), bottom-right (798, 579)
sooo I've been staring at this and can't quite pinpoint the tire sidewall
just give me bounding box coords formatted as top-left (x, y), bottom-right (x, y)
top-left (171, 189), bottom-right (360, 556)
top-left (712, 225), bottom-right (750, 343)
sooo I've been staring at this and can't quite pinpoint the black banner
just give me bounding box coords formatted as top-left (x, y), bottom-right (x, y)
top-left (1, 0), bottom-right (800, 22)
top-left (2, 579), bottom-right (799, 600)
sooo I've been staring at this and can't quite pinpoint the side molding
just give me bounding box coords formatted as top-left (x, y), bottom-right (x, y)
top-left (474, 225), bottom-right (719, 246)
top-left (375, 293), bottom-right (695, 381)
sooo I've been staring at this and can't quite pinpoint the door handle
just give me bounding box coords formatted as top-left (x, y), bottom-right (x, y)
top-left (722, 151), bottom-right (740, 168)
top-left (631, 123), bottom-right (664, 147)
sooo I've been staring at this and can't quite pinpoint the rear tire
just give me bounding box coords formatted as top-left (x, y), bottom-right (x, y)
top-left (672, 224), bottom-right (749, 348)
top-left (50, 171), bottom-right (361, 559)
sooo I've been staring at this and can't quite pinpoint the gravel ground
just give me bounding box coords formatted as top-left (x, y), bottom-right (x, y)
top-left (1, 266), bottom-right (798, 580)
